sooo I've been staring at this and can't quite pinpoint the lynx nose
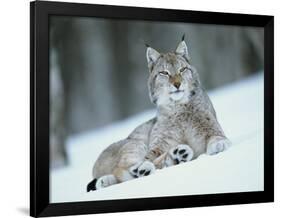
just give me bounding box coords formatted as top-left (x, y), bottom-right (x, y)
top-left (170, 74), bottom-right (182, 89)
top-left (173, 81), bottom-right (181, 89)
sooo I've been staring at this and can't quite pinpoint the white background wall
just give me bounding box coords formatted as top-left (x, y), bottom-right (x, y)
top-left (0, 0), bottom-right (279, 217)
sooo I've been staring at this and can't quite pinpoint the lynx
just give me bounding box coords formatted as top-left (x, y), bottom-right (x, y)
top-left (87, 36), bottom-right (231, 192)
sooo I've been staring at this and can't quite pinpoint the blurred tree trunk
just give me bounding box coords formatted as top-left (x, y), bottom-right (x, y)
top-left (109, 22), bottom-right (131, 117)
top-left (50, 20), bottom-right (68, 168)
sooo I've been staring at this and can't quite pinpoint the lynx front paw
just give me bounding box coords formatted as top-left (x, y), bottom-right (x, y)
top-left (165, 144), bottom-right (194, 167)
top-left (206, 137), bottom-right (231, 155)
top-left (129, 160), bottom-right (156, 178)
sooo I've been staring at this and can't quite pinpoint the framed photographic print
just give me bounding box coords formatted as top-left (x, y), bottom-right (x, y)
top-left (30, 0), bottom-right (274, 217)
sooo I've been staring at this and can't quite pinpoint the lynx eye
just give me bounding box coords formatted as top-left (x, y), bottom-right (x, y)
top-left (179, 66), bottom-right (188, 73)
top-left (159, 71), bottom-right (169, 76)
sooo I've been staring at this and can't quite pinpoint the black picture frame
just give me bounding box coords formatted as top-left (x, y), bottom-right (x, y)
top-left (30, 1), bottom-right (274, 217)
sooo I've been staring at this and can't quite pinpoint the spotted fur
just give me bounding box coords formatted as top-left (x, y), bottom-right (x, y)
top-left (145, 38), bottom-right (231, 161)
top-left (87, 37), bottom-right (231, 191)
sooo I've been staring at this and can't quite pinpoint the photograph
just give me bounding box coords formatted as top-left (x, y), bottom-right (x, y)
top-left (0, 0), bottom-right (278, 217)
top-left (49, 15), bottom-right (264, 203)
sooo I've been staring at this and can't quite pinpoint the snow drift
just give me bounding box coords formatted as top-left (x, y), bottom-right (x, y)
top-left (51, 73), bottom-right (264, 203)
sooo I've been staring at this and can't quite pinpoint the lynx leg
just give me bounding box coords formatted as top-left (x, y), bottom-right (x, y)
top-left (113, 167), bottom-right (135, 182)
top-left (88, 139), bottom-right (154, 191)
top-left (152, 152), bottom-right (169, 169)
top-left (206, 136), bottom-right (231, 155)
top-left (114, 141), bottom-right (155, 180)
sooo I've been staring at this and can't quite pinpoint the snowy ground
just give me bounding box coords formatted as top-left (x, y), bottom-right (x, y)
top-left (50, 73), bottom-right (264, 203)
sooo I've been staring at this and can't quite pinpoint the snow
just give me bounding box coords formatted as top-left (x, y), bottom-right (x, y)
top-left (50, 73), bottom-right (264, 203)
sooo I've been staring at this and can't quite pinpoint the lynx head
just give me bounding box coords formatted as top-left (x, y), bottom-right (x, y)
top-left (146, 36), bottom-right (200, 106)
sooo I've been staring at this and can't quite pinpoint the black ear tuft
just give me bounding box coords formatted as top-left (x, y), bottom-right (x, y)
top-left (145, 43), bottom-right (150, 48)
top-left (87, 178), bottom-right (97, 192)
top-left (182, 34), bottom-right (185, 41)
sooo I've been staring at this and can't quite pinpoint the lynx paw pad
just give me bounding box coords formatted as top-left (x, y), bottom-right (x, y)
top-left (165, 144), bottom-right (194, 167)
top-left (129, 160), bottom-right (156, 178)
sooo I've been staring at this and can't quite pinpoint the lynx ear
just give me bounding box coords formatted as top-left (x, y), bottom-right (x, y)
top-left (175, 37), bottom-right (190, 61)
top-left (146, 46), bottom-right (160, 72)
